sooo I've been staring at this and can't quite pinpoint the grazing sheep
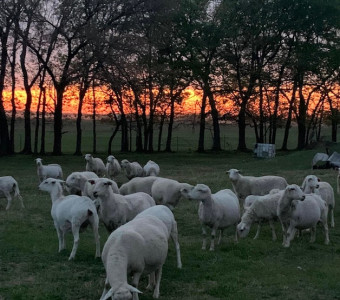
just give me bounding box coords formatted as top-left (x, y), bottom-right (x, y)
top-left (120, 159), bottom-right (144, 180)
top-left (136, 205), bottom-right (182, 269)
top-left (65, 171), bottom-right (99, 196)
top-left (39, 178), bottom-right (100, 260)
top-left (100, 215), bottom-right (169, 300)
top-left (301, 175), bottom-right (335, 227)
top-left (35, 158), bottom-right (63, 183)
top-left (92, 178), bottom-right (155, 232)
top-left (312, 152), bottom-right (329, 169)
top-left (226, 169), bottom-right (288, 206)
top-left (0, 176), bottom-right (24, 210)
top-left (143, 160), bottom-right (160, 177)
top-left (238, 191), bottom-right (283, 241)
top-left (152, 178), bottom-right (193, 210)
top-left (85, 154), bottom-right (106, 177)
top-left (277, 184), bottom-right (329, 247)
top-left (119, 176), bottom-right (158, 196)
top-left (106, 155), bottom-right (121, 180)
top-left (182, 184), bottom-right (240, 251)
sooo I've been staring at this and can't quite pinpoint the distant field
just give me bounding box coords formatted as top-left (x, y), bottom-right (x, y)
top-left (10, 117), bottom-right (337, 154)
top-left (1, 147), bottom-right (340, 299)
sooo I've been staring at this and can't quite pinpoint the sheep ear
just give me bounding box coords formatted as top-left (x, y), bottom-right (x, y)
top-left (104, 180), bottom-right (113, 186)
top-left (101, 288), bottom-right (114, 300)
top-left (128, 285), bottom-right (142, 294)
top-left (88, 180), bottom-right (96, 185)
top-left (318, 178), bottom-right (321, 182)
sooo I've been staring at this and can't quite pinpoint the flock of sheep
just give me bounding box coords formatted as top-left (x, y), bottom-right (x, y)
top-left (0, 154), bottom-right (338, 299)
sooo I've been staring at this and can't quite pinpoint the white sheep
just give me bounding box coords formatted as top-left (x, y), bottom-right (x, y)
top-left (38, 178), bottom-right (100, 260)
top-left (119, 176), bottom-right (158, 196)
top-left (120, 159), bottom-right (144, 180)
top-left (143, 160), bottom-right (160, 177)
top-left (92, 178), bottom-right (155, 232)
top-left (238, 191), bottom-right (283, 241)
top-left (277, 184), bottom-right (329, 247)
top-left (35, 158), bottom-right (63, 183)
top-left (135, 205), bottom-right (182, 269)
top-left (106, 155), bottom-right (121, 179)
top-left (152, 177), bottom-right (193, 210)
top-left (100, 215), bottom-right (169, 300)
top-left (301, 175), bottom-right (335, 227)
top-left (181, 184), bottom-right (240, 251)
top-left (226, 169), bottom-right (288, 206)
top-left (65, 171), bottom-right (99, 196)
top-left (0, 176), bottom-right (24, 210)
top-left (85, 154), bottom-right (106, 177)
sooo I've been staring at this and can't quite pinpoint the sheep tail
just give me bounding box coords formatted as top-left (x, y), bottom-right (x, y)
top-left (13, 183), bottom-right (22, 199)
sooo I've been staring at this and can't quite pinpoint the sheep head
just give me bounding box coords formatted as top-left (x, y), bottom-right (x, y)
top-left (101, 285), bottom-right (142, 300)
top-left (237, 221), bottom-right (251, 238)
top-left (120, 159), bottom-right (129, 169)
top-left (35, 158), bottom-right (43, 165)
top-left (85, 154), bottom-right (93, 161)
top-left (180, 184), bottom-right (194, 199)
top-left (92, 179), bottom-right (114, 198)
top-left (186, 184), bottom-right (211, 202)
top-left (226, 169), bottom-right (241, 181)
top-left (39, 178), bottom-right (65, 193)
top-left (107, 155), bottom-right (115, 163)
top-left (285, 184), bottom-right (305, 201)
top-left (301, 175), bottom-right (319, 193)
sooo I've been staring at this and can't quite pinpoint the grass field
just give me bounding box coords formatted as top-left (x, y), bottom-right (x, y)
top-left (1, 123), bottom-right (340, 299)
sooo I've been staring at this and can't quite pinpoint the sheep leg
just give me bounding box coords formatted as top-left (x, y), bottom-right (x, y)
top-left (153, 266), bottom-right (163, 299)
top-left (69, 223), bottom-right (80, 260)
top-left (201, 225), bottom-right (207, 250)
top-left (209, 226), bottom-right (218, 251)
top-left (280, 222), bottom-right (288, 246)
top-left (253, 222), bottom-right (261, 240)
top-left (284, 225), bottom-right (296, 248)
top-left (90, 216), bottom-right (101, 258)
top-left (131, 272), bottom-right (142, 300)
top-left (18, 194), bottom-right (25, 209)
top-left (5, 193), bottom-right (12, 210)
top-left (146, 272), bottom-right (155, 291)
top-left (217, 230), bottom-right (223, 245)
top-left (322, 220), bottom-right (330, 245)
top-left (170, 221), bottom-right (182, 269)
top-left (330, 208), bottom-right (335, 228)
top-left (54, 222), bottom-right (65, 252)
top-left (269, 220), bottom-right (277, 241)
top-left (310, 225), bottom-right (316, 243)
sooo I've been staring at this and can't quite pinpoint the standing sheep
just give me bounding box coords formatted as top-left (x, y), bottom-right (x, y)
top-left (152, 178), bottom-right (193, 210)
top-left (100, 215), bottom-right (169, 300)
top-left (121, 159), bottom-right (144, 180)
top-left (106, 155), bottom-right (121, 179)
top-left (119, 176), bottom-right (159, 196)
top-left (135, 205), bottom-right (182, 269)
top-left (39, 178), bottom-right (100, 260)
top-left (143, 160), bottom-right (160, 177)
top-left (91, 178), bottom-right (155, 232)
top-left (85, 154), bottom-right (106, 177)
top-left (65, 171), bottom-right (99, 196)
top-left (237, 191), bottom-right (283, 241)
top-left (182, 184), bottom-right (240, 251)
top-left (301, 175), bottom-right (335, 227)
top-left (226, 169), bottom-right (288, 207)
top-left (35, 158), bottom-right (63, 183)
top-left (0, 176), bottom-right (24, 210)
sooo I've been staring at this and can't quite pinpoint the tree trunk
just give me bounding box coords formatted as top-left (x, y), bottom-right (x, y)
top-left (34, 87), bottom-right (43, 154)
top-left (40, 87), bottom-right (46, 154)
top-left (92, 82), bottom-right (97, 154)
top-left (158, 112), bottom-right (166, 152)
top-left (165, 96), bottom-right (176, 152)
top-left (237, 101), bottom-right (247, 151)
top-left (108, 122), bottom-right (121, 154)
top-left (197, 91), bottom-right (207, 152)
top-left (53, 86), bottom-right (64, 155)
top-left (207, 88), bottom-right (221, 151)
top-left (296, 80), bottom-right (307, 150)
top-left (74, 87), bottom-right (87, 156)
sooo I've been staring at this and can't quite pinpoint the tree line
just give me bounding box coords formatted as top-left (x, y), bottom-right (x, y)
top-left (0, 0), bottom-right (339, 155)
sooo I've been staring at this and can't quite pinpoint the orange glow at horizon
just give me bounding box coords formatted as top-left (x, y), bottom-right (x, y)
top-left (2, 86), bottom-right (205, 116)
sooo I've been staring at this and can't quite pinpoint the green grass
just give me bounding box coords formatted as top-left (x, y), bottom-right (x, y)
top-left (1, 129), bottom-right (340, 299)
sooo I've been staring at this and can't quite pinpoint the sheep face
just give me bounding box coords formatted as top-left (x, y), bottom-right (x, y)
top-left (85, 154), bottom-right (93, 161)
top-left (186, 184), bottom-right (211, 202)
top-left (65, 174), bottom-right (81, 194)
top-left (35, 158), bottom-right (43, 165)
top-left (92, 179), bottom-right (113, 198)
top-left (302, 175), bottom-right (319, 192)
top-left (226, 169), bottom-right (240, 181)
top-left (237, 221), bottom-right (251, 238)
top-left (285, 184), bottom-right (305, 201)
top-left (120, 159), bottom-right (129, 169)
top-left (107, 155), bottom-right (115, 163)
top-left (180, 186), bottom-right (194, 199)
top-left (39, 178), bottom-right (63, 192)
